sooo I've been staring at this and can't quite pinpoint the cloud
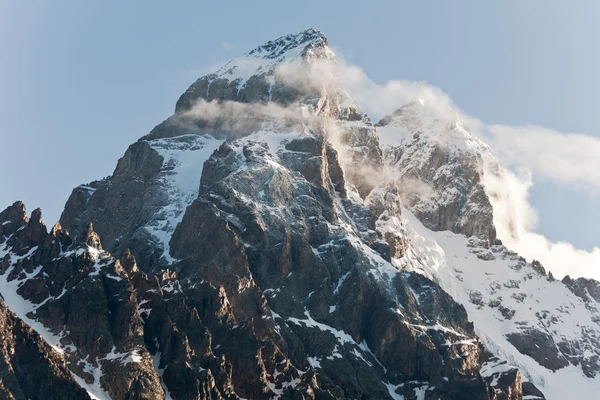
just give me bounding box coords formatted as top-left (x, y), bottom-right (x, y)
top-left (484, 124), bottom-right (600, 194)
top-left (336, 58), bottom-right (600, 197)
top-left (221, 41), bottom-right (234, 51)
top-left (337, 59), bottom-right (482, 131)
top-left (486, 165), bottom-right (600, 281)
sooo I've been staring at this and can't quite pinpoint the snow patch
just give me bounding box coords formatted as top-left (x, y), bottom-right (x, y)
top-left (144, 134), bottom-right (224, 264)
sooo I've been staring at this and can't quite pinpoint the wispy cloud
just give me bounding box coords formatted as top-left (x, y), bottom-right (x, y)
top-left (486, 166), bottom-right (600, 281)
top-left (221, 41), bottom-right (234, 51)
top-left (484, 125), bottom-right (600, 194)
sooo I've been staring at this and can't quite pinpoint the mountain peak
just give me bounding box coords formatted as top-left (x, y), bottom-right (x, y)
top-left (174, 28), bottom-right (335, 113)
top-left (212, 27), bottom-right (333, 85)
top-left (376, 100), bottom-right (486, 155)
top-left (376, 100), bottom-right (456, 130)
top-left (5, 28), bottom-right (600, 400)
top-left (246, 27), bottom-right (327, 60)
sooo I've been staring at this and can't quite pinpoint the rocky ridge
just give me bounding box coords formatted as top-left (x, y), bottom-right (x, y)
top-left (376, 100), bottom-right (507, 245)
top-left (0, 294), bottom-right (90, 400)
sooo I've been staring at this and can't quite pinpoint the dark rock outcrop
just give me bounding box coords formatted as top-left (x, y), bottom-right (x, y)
top-left (506, 330), bottom-right (569, 371)
top-left (0, 298), bottom-right (90, 400)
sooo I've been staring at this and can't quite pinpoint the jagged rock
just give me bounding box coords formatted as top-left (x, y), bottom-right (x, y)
top-left (365, 182), bottom-right (408, 260)
top-left (377, 101), bottom-right (500, 244)
top-left (531, 259), bottom-right (547, 276)
top-left (165, 121), bottom-right (493, 398)
top-left (1, 206), bottom-right (165, 400)
top-left (506, 329), bottom-right (569, 371)
top-left (0, 298), bottom-right (90, 400)
top-left (492, 369), bottom-right (522, 400)
top-left (522, 381), bottom-right (546, 399)
top-left (562, 275), bottom-right (600, 304)
top-left (174, 28), bottom-right (330, 114)
top-left (60, 135), bottom-right (223, 272)
top-left (0, 200), bottom-right (28, 239)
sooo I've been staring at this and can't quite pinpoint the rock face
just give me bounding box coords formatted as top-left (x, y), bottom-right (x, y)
top-left (376, 101), bottom-right (507, 245)
top-left (60, 135), bottom-right (224, 272)
top-left (0, 128), bottom-right (495, 399)
top-left (61, 28), bottom-right (382, 273)
top-left (0, 297), bottom-right (90, 400)
top-left (1, 27), bottom-right (599, 399)
top-left (174, 28), bottom-right (331, 113)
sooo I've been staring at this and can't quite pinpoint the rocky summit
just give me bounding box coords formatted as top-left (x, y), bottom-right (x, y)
top-left (1, 28), bottom-right (599, 400)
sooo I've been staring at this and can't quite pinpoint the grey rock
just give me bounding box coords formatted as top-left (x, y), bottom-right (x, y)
top-left (506, 329), bottom-right (569, 371)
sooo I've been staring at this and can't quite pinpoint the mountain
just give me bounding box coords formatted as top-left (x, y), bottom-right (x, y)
top-left (1, 28), bottom-right (599, 399)
top-left (375, 102), bottom-right (600, 399)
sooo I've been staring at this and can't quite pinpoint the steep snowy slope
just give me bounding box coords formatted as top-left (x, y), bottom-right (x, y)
top-left (174, 27), bottom-right (337, 112)
top-left (376, 102), bottom-right (600, 399)
top-left (399, 210), bottom-right (600, 399)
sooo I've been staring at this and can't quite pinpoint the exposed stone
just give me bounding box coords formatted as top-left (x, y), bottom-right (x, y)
top-left (0, 298), bottom-right (90, 400)
top-left (506, 329), bottom-right (569, 371)
top-left (522, 381), bottom-right (547, 399)
top-left (0, 201), bottom-right (28, 239)
top-left (378, 101), bottom-right (499, 244)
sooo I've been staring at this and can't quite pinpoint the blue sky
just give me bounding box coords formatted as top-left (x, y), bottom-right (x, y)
top-left (1, 1), bottom-right (599, 255)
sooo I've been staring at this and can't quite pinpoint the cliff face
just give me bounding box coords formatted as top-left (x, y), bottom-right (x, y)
top-left (376, 101), bottom-right (504, 245)
top-left (1, 28), bottom-right (599, 400)
top-left (0, 280), bottom-right (90, 400)
top-left (60, 28), bottom-right (382, 273)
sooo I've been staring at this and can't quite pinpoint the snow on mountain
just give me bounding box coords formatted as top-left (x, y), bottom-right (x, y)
top-left (1, 28), bottom-right (599, 400)
top-left (143, 134), bottom-right (223, 264)
top-left (377, 100), bottom-right (486, 153)
top-left (174, 27), bottom-right (338, 113)
top-left (396, 208), bottom-right (600, 399)
top-left (0, 223), bottom-right (131, 400)
top-left (375, 100), bottom-right (600, 399)
top-left (211, 27), bottom-right (335, 92)
top-left (376, 100), bottom-right (524, 243)
top-left (376, 100), bottom-right (509, 244)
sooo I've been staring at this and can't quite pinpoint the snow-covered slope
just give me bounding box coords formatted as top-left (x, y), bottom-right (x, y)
top-left (174, 27), bottom-right (338, 113)
top-left (142, 134), bottom-right (223, 264)
top-left (394, 209), bottom-right (600, 399)
top-left (376, 100), bottom-right (600, 399)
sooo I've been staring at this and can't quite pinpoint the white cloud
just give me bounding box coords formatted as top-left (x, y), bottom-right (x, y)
top-left (487, 166), bottom-right (600, 281)
top-left (221, 41), bottom-right (234, 51)
top-left (484, 124), bottom-right (600, 194)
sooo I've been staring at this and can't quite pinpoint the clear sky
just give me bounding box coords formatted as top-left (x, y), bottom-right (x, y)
top-left (1, 0), bottom-right (599, 254)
